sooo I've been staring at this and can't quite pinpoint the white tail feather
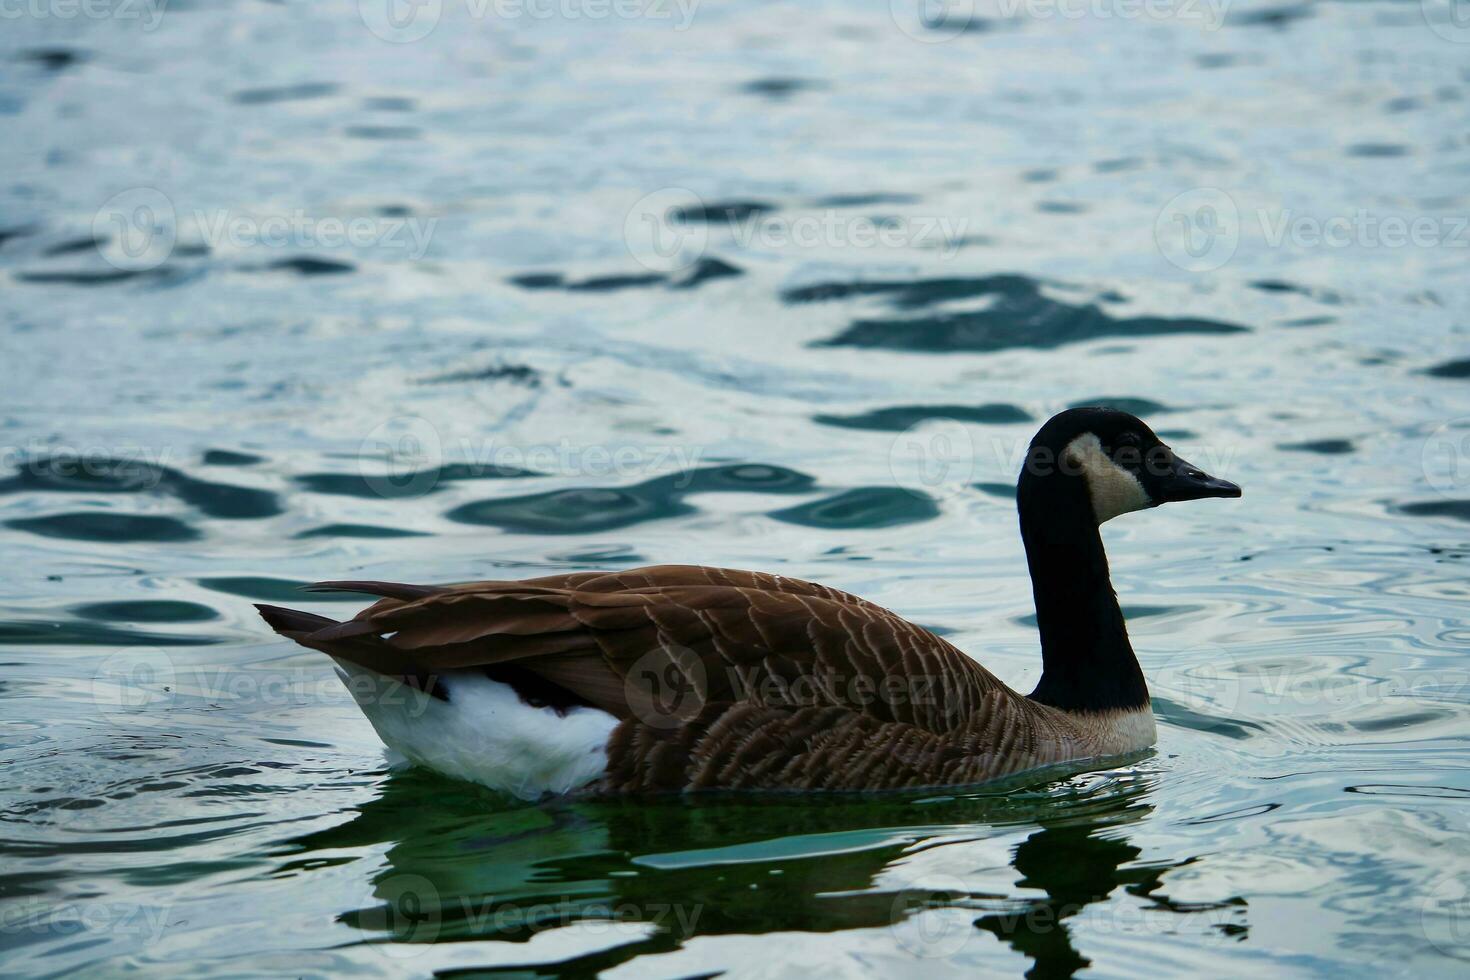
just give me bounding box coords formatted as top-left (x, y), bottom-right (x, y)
top-left (331, 660), bottom-right (617, 801)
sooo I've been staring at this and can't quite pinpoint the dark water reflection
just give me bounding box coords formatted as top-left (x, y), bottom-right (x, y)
top-left (795, 275), bottom-right (1248, 353)
top-left (314, 769), bottom-right (1232, 977)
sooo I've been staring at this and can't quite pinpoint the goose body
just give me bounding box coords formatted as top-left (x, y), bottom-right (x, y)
top-left (258, 409), bottom-right (1239, 799)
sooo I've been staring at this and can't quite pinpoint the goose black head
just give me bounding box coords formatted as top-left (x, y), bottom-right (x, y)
top-left (1019, 407), bottom-right (1241, 525)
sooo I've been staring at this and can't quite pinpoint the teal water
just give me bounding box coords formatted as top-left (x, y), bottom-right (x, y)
top-left (3, 1), bottom-right (1470, 975)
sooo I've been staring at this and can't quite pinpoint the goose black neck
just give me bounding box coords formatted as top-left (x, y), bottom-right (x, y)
top-left (1017, 471), bottom-right (1148, 713)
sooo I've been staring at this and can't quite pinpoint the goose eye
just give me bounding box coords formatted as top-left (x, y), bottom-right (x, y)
top-left (1115, 432), bottom-right (1141, 450)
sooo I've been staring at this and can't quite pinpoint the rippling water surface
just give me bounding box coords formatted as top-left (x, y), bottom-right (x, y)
top-left (3, 1), bottom-right (1470, 975)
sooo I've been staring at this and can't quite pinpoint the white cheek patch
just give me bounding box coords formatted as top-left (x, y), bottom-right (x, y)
top-left (1064, 433), bottom-right (1152, 524)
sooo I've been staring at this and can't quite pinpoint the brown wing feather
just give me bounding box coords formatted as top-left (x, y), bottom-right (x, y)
top-left (291, 564), bottom-right (1011, 732)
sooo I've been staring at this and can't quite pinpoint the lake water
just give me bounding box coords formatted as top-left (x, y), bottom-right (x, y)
top-left (3, 0), bottom-right (1470, 975)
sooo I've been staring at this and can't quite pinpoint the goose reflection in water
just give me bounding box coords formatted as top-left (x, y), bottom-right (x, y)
top-left (302, 769), bottom-right (1246, 976)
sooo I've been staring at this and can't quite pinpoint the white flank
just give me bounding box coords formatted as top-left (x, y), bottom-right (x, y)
top-left (332, 660), bottom-right (618, 801)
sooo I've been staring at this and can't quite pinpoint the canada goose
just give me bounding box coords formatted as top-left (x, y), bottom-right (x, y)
top-left (258, 408), bottom-right (1239, 800)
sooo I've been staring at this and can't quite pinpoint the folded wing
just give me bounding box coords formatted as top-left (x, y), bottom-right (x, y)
top-left (295, 564), bottom-right (1014, 734)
